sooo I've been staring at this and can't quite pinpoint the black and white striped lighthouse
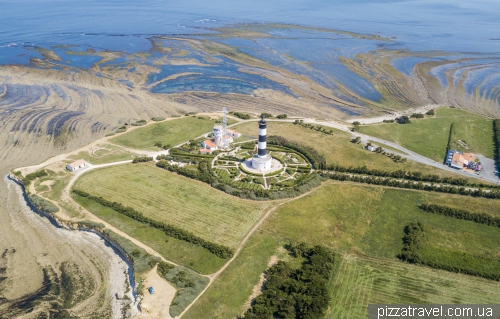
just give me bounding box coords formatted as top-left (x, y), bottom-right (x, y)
top-left (252, 114), bottom-right (273, 171)
top-left (258, 114), bottom-right (267, 157)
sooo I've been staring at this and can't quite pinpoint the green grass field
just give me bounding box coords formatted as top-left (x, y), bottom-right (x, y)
top-left (232, 120), bottom-right (487, 184)
top-left (358, 108), bottom-right (495, 161)
top-left (110, 116), bottom-right (220, 150)
top-left (327, 254), bottom-right (500, 319)
top-left (184, 182), bottom-right (500, 318)
top-left (72, 193), bottom-right (225, 274)
top-left (73, 163), bottom-right (275, 248)
top-left (66, 143), bottom-right (136, 164)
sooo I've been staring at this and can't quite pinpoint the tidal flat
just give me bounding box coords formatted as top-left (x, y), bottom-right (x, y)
top-left (1, 0), bottom-right (500, 317)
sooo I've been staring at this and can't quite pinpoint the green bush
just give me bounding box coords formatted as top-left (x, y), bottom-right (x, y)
top-left (132, 156), bottom-right (153, 163)
top-left (29, 194), bottom-right (59, 213)
top-left (163, 266), bottom-right (209, 317)
top-left (23, 169), bottom-right (48, 186)
top-left (151, 117), bottom-right (166, 121)
top-left (276, 114), bottom-right (287, 119)
top-left (260, 112), bottom-right (273, 118)
top-left (157, 261), bottom-right (175, 277)
top-left (230, 112), bottom-right (251, 120)
top-left (103, 229), bottom-right (160, 281)
top-left (132, 119), bottom-right (147, 126)
top-left (426, 109), bottom-right (435, 116)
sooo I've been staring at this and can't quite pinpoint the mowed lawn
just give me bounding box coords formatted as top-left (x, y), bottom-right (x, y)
top-left (73, 163), bottom-right (275, 248)
top-left (110, 116), bottom-right (218, 150)
top-left (327, 254), bottom-right (500, 319)
top-left (358, 107), bottom-right (495, 161)
top-left (233, 120), bottom-right (485, 182)
top-left (184, 182), bottom-right (500, 318)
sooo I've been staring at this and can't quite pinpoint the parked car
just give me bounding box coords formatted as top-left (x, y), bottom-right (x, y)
top-left (148, 286), bottom-right (154, 294)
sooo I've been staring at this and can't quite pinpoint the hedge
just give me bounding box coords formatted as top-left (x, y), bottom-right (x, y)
top-left (23, 169), bottom-right (48, 186)
top-left (321, 171), bottom-right (500, 199)
top-left (494, 120), bottom-right (500, 168)
top-left (419, 203), bottom-right (500, 227)
top-left (399, 221), bottom-right (500, 281)
top-left (72, 189), bottom-right (233, 259)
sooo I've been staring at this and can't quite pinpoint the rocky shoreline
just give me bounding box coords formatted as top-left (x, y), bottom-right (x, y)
top-left (7, 173), bottom-right (140, 318)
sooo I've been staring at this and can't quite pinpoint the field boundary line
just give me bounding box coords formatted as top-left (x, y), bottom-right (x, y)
top-left (178, 185), bottom-right (321, 318)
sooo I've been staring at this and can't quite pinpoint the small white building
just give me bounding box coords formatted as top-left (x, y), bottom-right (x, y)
top-left (226, 129), bottom-right (241, 138)
top-left (66, 159), bottom-right (88, 172)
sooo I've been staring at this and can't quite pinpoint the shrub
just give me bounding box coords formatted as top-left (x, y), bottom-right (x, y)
top-left (230, 112), bottom-right (251, 120)
top-left (29, 194), bottom-right (59, 213)
top-left (410, 113), bottom-right (424, 118)
top-left (23, 169), bottom-right (48, 186)
top-left (398, 116), bottom-right (411, 124)
top-left (132, 119), bottom-right (147, 126)
top-left (260, 112), bottom-right (273, 118)
top-left (157, 261), bottom-right (175, 277)
top-left (163, 266), bottom-right (209, 317)
top-left (132, 156), bottom-right (153, 163)
top-left (151, 116), bottom-right (166, 121)
top-left (426, 109), bottom-right (435, 116)
top-left (276, 114), bottom-right (287, 119)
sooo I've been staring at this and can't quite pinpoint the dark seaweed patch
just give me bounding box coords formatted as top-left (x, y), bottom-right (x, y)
top-left (46, 111), bottom-right (84, 136)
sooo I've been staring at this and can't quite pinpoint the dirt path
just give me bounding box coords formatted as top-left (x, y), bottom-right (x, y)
top-left (136, 265), bottom-right (177, 319)
top-left (177, 186), bottom-right (318, 317)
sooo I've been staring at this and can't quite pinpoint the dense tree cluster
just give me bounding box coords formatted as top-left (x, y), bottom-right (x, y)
top-left (243, 243), bottom-right (335, 319)
top-left (420, 203), bottom-right (500, 228)
top-left (398, 221), bottom-right (425, 263)
top-left (276, 114), bottom-right (287, 119)
top-left (72, 189), bottom-right (233, 259)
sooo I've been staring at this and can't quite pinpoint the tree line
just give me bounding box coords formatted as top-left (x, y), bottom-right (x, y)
top-left (72, 189), bottom-right (233, 259)
top-left (419, 203), bottom-right (500, 228)
top-left (324, 164), bottom-right (468, 186)
top-left (494, 120), bottom-right (500, 168)
top-left (398, 221), bottom-right (500, 281)
top-left (132, 156), bottom-right (153, 163)
top-left (243, 243), bottom-right (335, 319)
top-left (320, 171), bottom-right (500, 199)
